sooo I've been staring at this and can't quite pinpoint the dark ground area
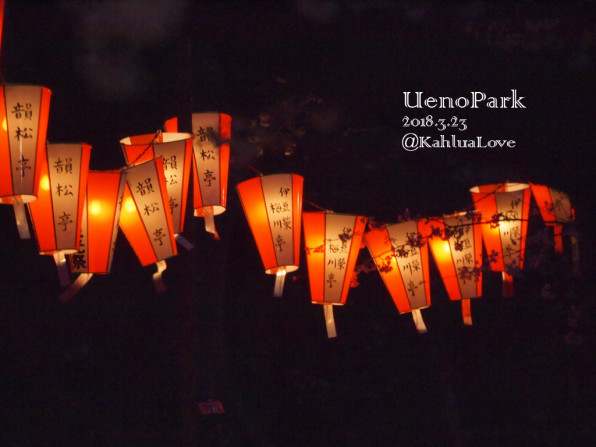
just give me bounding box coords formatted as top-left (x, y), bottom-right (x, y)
top-left (1, 1), bottom-right (595, 445)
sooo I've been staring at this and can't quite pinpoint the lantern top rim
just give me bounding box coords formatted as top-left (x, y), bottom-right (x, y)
top-left (470, 182), bottom-right (530, 194)
top-left (1, 83), bottom-right (52, 92)
top-left (120, 132), bottom-right (193, 145)
top-left (192, 111), bottom-right (231, 118)
top-left (46, 142), bottom-right (92, 147)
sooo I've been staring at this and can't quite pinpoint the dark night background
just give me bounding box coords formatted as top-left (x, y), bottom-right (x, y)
top-left (1, 1), bottom-right (595, 445)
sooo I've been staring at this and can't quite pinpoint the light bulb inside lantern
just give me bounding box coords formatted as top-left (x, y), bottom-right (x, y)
top-left (90, 200), bottom-right (102, 215)
top-left (1, 117), bottom-right (6, 132)
top-left (40, 175), bottom-right (50, 191)
top-left (123, 197), bottom-right (136, 213)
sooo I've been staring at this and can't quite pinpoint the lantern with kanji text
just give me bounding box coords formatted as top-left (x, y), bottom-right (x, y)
top-left (303, 211), bottom-right (367, 337)
top-left (236, 173), bottom-right (303, 297)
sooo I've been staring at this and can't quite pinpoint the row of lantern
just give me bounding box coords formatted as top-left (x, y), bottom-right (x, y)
top-left (0, 85), bottom-right (577, 337)
top-left (237, 176), bottom-right (576, 338)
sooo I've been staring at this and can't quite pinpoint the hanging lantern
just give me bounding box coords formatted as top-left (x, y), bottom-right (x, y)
top-left (236, 173), bottom-right (304, 297)
top-left (420, 212), bottom-right (483, 326)
top-left (28, 143), bottom-right (91, 286)
top-left (191, 112), bottom-right (231, 238)
top-left (529, 183), bottom-right (574, 254)
top-left (365, 220), bottom-right (431, 333)
top-left (303, 211), bottom-right (367, 337)
top-left (61, 170), bottom-right (127, 302)
top-left (470, 182), bottom-right (530, 297)
top-left (120, 131), bottom-right (193, 249)
top-left (119, 157), bottom-right (177, 292)
top-left (0, 84), bottom-right (52, 238)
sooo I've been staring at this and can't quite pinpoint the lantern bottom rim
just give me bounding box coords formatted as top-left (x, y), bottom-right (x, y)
top-left (266, 265), bottom-right (299, 275)
top-left (0, 194), bottom-right (37, 204)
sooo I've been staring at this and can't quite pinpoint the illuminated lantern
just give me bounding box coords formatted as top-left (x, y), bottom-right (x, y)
top-left (365, 220), bottom-right (431, 333)
top-left (191, 112), bottom-right (231, 238)
top-left (0, 84), bottom-right (52, 238)
top-left (420, 212), bottom-right (483, 326)
top-left (119, 157), bottom-right (177, 291)
top-left (529, 183), bottom-right (574, 254)
top-left (28, 143), bottom-right (91, 286)
top-left (120, 131), bottom-right (193, 248)
top-left (470, 182), bottom-right (531, 297)
top-left (61, 170), bottom-right (127, 302)
top-left (236, 173), bottom-right (303, 297)
top-left (303, 211), bottom-right (367, 337)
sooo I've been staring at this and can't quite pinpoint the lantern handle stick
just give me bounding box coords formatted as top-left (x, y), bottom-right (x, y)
top-left (273, 268), bottom-right (287, 297)
top-left (53, 251), bottom-right (71, 287)
top-left (153, 260), bottom-right (168, 293)
top-left (303, 198), bottom-right (325, 211)
top-left (323, 305), bottom-right (337, 338)
top-left (59, 273), bottom-right (93, 303)
top-left (14, 201), bottom-right (31, 239)
top-left (411, 308), bottom-right (428, 334)
top-left (461, 299), bottom-right (473, 326)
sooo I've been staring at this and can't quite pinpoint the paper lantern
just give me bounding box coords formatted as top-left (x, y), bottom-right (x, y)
top-left (236, 173), bottom-right (304, 297)
top-left (120, 131), bottom-right (193, 248)
top-left (470, 182), bottom-right (530, 297)
top-left (61, 170), bottom-right (127, 302)
top-left (191, 112), bottom-right (231, 238)
top-left (119, 157), bottom-right (177, 291)
top-left (529, 183), bottom-right (574, 254)
top-left (28, 143), bottom-right (91, 285)
top-left (303, 211), bottom-right (367, 337)
top-left (365, 220), bottom-right (431, 333)
top-left (0, 84), bottom-right (52, 238)
top-left (420, 212), bottom-right (483, 325)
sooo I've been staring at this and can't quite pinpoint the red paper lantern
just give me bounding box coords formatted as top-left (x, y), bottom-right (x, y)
top-left (191, 112), bottom-right (231, 238)
top-left (529, 183), bottom-right (574, 254)
top-left (470, 182), bottom-right (530, 297)
top-left (119, 157), bottom-right (177, 291)
top-left (28, 143), bottom-right (91, 285)
top-left (365, 220), bottom-right (431, 333)
top-left (303, 211), bottom-right (367, 337)
top-left (61, 170), bottom-right (127, 302)
top-left (420, 212), bottom-right (483, 325)
top-left (0, 84), bottom-right (52, 238)
top-left (120, 132), bottom-right (193, 240)
top-left (236, 173), bottom-right (303, 297)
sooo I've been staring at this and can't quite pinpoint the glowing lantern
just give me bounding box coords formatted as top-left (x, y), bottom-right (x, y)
top-left (28, 143), bottom-right (91, 286)
top-left (120, 131), bottom-right (193, 248)
top-left (470, 182), bottom-right (530, 297)
top-left (303, 211), bottom-right (367, 337)
top-left (191, 112), bottom-right (231, 238)
top-left (0, 84), bottom-right (52, 238)
top-left (61, 170), bottom-right (127, 302)
top-left (236, 173), bottom-right (303, 297)
top-left (119, 157), bottom-right (177, 291)
top-left (365, 220), bottom-right (431, 333)
top-left (420, 212), bottom-right (483, 325)
top-left (529, 183), bottom-right (574, 254)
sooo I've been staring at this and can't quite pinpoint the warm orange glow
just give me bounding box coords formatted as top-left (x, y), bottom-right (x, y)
top-left (70, 170), bottom-right (126, 275)
top-left (303, 211), bottom-right (367, 305)
top-left (40, 175), bottom-right (50, 191)
top-left (470, 183), bottom-right (530, 297)
top-left (121, 132), bottom-right (193, 234)
top-left (530, 183), bottom-right (574, 254)
top-left (118, 157), bottom-right (177, 267)
top-left (365, 220), bottom-right (431, 314)
top-left (28, 143), bottom-right (92, 255)
top-left (192, 113), bottom-right (232, 219)
top-left (0, 85), bottom-right (52, 205)
top-left (237, 174), bottom-right (304, 277)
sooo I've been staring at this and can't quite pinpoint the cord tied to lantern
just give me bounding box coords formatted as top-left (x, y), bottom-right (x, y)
top-left (153, 259), bottom-right (168, 293)
top-left (13, 200), bottom-right (30, 239)
top-left (411, 308), bottom-right (428, 333)
top-left (53, 252), bottom-right (71, 287)
top-left (323, 304), bottom-right (337, 338)
top-left (273, 267), bottom-right (287, 297)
